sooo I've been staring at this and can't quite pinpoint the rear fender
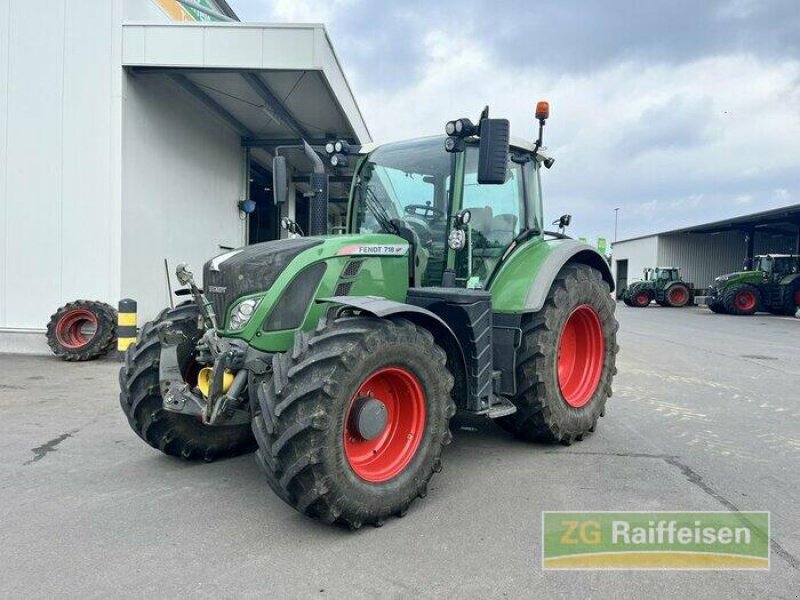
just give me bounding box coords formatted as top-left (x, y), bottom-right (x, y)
top-left (489, 239), bottom-right (614, 313)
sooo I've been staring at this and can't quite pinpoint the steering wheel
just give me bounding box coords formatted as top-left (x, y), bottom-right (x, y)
top-left (404, 204), bottom-right (445, 221)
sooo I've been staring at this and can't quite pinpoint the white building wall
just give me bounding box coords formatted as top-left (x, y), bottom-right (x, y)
top-left (120, 73), bottom-right (245, 321)
top-left (612, 236), bottom-right (659, 287)
top-left (0, 0), bottom-right (121, 335)
top-left (658, 231), bottom-right (746, 289)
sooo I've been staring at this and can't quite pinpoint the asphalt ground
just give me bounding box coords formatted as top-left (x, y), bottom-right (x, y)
top-left (1, 305), bottom-right (799, 598)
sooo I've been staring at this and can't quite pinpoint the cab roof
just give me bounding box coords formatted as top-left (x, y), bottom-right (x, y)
top-left (358, 135), bottom-right (552, 163)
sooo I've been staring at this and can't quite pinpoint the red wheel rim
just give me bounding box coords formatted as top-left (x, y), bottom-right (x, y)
top-left (635, 293), bottom-right (650, 306)
top-left (55, 309), bottom-right (98, 349)
top-left (735, 290), bottom-right (756, 312)
top-left (557, 305), bottom-right (605, 408)
top-left (794, 290), bottom-right (800, 306)
top-left (344, 367), bottom-right (426, 483)
top-left (669, 287), bottom-right (688, 305)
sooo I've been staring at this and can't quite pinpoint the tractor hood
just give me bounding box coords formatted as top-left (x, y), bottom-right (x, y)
top-left (713, 270), bottom-right (761, 286)
top-left (203, 238), bottom-right (323, 326)
top-left (202, 233), bottom-right (411, 335)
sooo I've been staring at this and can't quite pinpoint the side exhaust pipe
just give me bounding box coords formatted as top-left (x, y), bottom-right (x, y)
top-left (303, 140), bottom-right (329, 236)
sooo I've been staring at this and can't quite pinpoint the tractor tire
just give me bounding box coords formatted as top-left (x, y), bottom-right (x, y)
top-left (46, 300), bottom-right (117, 361)
top-left (665, 284), bottom-right (691, 307)
top-left (119, 302), bottom-right (255, 461)
top-left (631, 289), bottom-right (651, 308)
top-left (777, 280), bottom-right (800, 316)
top-left (497, 264), bottom-right (618, 444)
top-left (708, 301), bottom-right (727, 314)
top-left (722, 284), bottom-right (760, 316)
top-left (250, 315), bottom-right (455, 528)
top-left (622, 295), bottom-right (634, 307)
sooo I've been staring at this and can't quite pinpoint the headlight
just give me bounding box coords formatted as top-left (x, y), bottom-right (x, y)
top-left (228, 297), bottom-right (262, 331)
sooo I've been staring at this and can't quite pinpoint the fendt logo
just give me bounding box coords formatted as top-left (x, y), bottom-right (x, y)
top-left (207, 285), bottom-right (227, 294)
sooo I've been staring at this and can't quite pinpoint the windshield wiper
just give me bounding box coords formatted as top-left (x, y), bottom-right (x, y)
top-left (358, 181), bottom-right (401, 236)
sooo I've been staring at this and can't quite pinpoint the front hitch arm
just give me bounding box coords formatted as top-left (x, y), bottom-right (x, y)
top-left (157, 322), bottom-right (249, 426)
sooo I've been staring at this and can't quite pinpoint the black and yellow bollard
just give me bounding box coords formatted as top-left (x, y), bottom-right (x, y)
top-left (117, 299), bottom-right (137, 357)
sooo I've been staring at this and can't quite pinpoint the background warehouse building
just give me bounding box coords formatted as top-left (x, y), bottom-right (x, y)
top-left (612, 204), bottom-right (800, 294)
top-left (0, 0), bottom-right (370, 353)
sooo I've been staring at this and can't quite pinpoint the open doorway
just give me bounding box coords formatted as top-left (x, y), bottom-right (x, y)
top-left (248, 161), bottom-right (280, 244)
top-left (615, 259), bottom-right (628, 299)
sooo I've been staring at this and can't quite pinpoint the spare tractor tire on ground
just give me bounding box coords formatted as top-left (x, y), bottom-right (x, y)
top-left (251, 315), bottom-right (455, 529)
top-left (46, 300), bottom-right (117, 361)
top-left (497, 264), bottom-right (619, 444)
top-left (723, 284), bottom-right (760, 316)
top-left (665, 283), bottom-right (691, 307)
top-left (119, 302), bottom-right (255, 462)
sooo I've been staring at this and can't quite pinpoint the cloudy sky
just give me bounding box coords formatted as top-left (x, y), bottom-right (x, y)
top-left (229, 0), bottom-right (800, 242)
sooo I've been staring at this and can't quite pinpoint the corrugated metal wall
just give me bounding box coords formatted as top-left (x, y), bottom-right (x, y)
top-left (657, 232), bottom-right (746, 289)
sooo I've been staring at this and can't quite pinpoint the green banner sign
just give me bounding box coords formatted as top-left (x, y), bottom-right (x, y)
top-left (543, 511), bottom-right (769, 569)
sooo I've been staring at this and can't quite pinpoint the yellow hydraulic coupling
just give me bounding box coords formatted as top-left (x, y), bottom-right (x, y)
top-left (197, 367), bottom-right (234, 398)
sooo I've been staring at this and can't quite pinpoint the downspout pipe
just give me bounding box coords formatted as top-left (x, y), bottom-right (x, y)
top-left (303, 140), bottom-right (329, 236)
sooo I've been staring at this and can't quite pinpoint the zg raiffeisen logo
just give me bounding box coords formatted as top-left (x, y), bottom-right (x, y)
top-left (542, 511), bottom-right (769, 570)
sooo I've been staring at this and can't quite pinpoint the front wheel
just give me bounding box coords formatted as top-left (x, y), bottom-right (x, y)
top-left (631, 290), bottom-right (651, 307)
top-left (497, 264), bottom-right (619, 444)
top-left (723, 284), bottom-right (760, 315)
top-left (251, 316), bottom-right (455, 528)
top-left (119, 303), bottom-right (256, 461)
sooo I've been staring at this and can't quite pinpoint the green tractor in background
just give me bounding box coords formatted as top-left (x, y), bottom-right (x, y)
top-left (622, 267), bottom-right (693, 308)
top-left (119, 103), bottom-right (619, 528)
top-left (696, 254), bottom-right (800, 315)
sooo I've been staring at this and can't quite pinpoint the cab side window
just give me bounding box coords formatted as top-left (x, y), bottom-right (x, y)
top-left (462, 148), bottom-right (523, 250)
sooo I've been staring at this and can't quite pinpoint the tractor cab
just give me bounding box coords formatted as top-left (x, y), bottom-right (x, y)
top-left (754, 254), bottom-right (800, 279)
top-left (644, 267), bottom-right (680, 283)
top-left (345, 134), bottom-right (548, 290)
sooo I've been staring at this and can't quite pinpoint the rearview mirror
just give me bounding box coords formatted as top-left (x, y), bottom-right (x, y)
top-left (477, 118), bottom-right (510, 184)
top-left (272, 156), bottom-right (288, 205)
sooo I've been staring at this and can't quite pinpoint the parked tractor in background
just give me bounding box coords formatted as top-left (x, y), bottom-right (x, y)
top-left (622, 267), bottom-right (693, 308)
top-left (118, 103), bottom-right (619, 528)
top-left (696, 254), bottom-right (800, 315)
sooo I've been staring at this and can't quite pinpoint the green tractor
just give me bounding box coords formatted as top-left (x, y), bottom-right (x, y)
top-left (119, 103), bottom-right (618, 528)
top-left (622, 267), bottom-right (693, 308)
top-left (696, 254), bottom-right (800, 315)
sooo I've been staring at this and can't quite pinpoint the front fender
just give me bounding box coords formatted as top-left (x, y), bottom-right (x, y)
top-left (319, 295), bottom-right (470, 407)
top-left (488, 238), bottom-right (614, 313)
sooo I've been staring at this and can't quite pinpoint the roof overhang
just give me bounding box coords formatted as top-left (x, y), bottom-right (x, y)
top-left (613, 203), bottom-right (800, 247)
top-left (122, 22), bottom-right (372, 153)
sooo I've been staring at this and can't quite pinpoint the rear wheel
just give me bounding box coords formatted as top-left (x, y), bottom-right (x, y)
top-left (666, 284), bottom-right (690, 307)
top-left (497, 264), bottom-right (618, 444)
top-left (119, 303), bottom-right (255, 461)
top-left (250, 316), bottom-right (454, 528)
top-left (723, 284), bottom-right (760, 315)
top-left (46, 300), bottom-right (116, 361)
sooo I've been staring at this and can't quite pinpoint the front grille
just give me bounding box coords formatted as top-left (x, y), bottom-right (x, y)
top-left (335, 281), bottom-right (353, 296)
top-left (203, 269), bottom-right (231, 324)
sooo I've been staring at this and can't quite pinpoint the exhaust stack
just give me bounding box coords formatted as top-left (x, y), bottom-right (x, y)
top-left (303, 140), bottom-right (329, 237)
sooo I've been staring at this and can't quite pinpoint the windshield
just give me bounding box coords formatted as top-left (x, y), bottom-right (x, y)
top-left (352, 137), bottom-right (451, 286)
